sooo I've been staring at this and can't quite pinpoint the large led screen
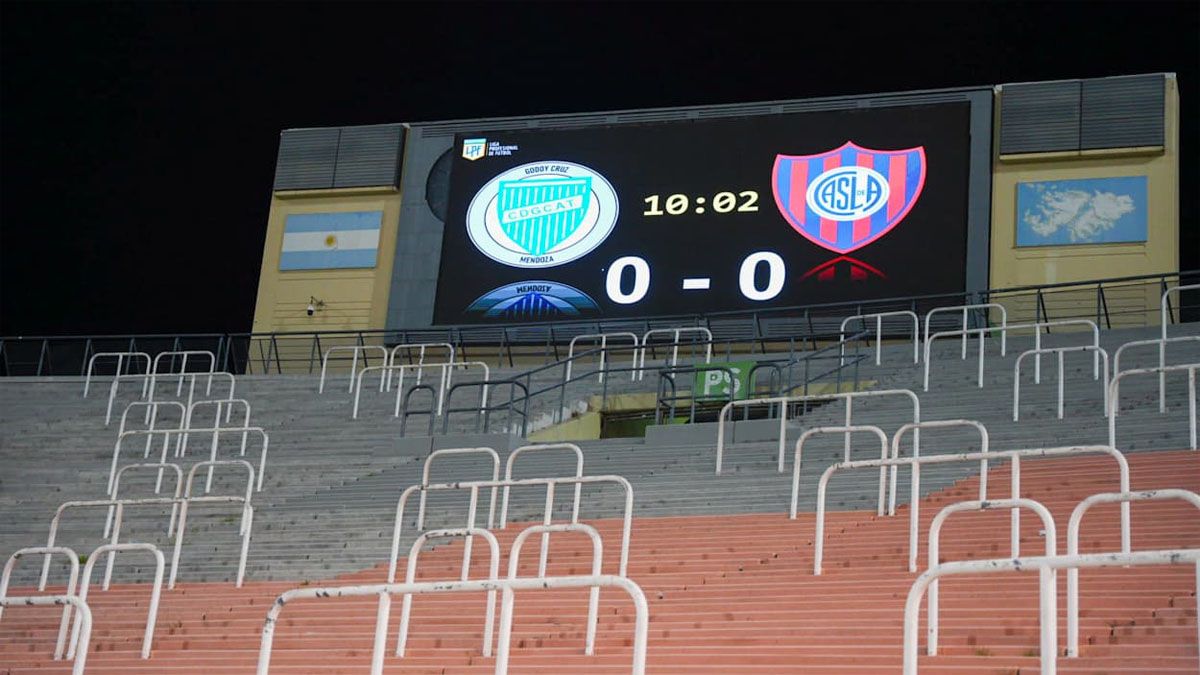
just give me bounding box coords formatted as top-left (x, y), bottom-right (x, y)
top-left (433, 102), bottom-right (971, 324)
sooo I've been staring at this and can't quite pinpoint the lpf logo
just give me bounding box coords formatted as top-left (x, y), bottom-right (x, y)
top-left (462, 138), bottom-right (487, 161)
top-left (466, 161), bottom-right (619, 268)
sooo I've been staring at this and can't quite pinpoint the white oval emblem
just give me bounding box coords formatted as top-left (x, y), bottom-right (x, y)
top-left (466, 161), bottom-right (619, 268)
top-left (805, 165), bottom-right (890, 221)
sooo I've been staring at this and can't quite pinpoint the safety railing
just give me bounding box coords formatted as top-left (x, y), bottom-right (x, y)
top-left (902, 549), bottom-right (1200, 675)
top-left (386, 341), bottom-right (456, 389)
top-left (1108, 363), bottom-right (1198, 449)
top-left (67, 542), bottom-right (163, 660)
top-left (655, 364), bottom-right (735, 425)
top-left (105, 462), bottom-right (183, 539)
top-left (810, 444), bottom-right (1129, 575)
top-left (318, 345), bottom-right (388, 394)
top-left (151, 350), bottom-right (217, 395)
top-left (107, 370), bottom-right (237, 426)
top-left (83, 351), bottom-right (150, 397)
top-left (715, 388), bottom-right (920, 475)
top-left (508, 524), bottom-right (604, 655)
top-left (1162, 283), bottom-right (1200, 412)
top-left (441, 378), bottom-right (528, 436)
top-left (840, 310), bottom-right (920, 365)
top-left (256, 574), bottom-right (649, 675)
top-left (393, 528), bottom-right (500, 661)
top-left (388, 474), bottom-right (633, 582)
top-left (924, 302), bottom-right (1008, 359)
top-left (0, 594), bottom-right (91, 675)
top-left (637, 326), bottom-right (713, 380)
top-left (46, 460), bottom-right (255, 590)
top-left (1012, 345), bottom-right (1110, 421)
top-left (1, 545), bottom-right (79, 660)
top-left (108, 424), bottom-right (269, 495)
top-left (501, 443), bottom-right (586, 556)
top-left (923, 319), bottom-right (1099, 390)
top-left (926, 498), bottom-right (1058, 658)
top-left (353, 361), bottom-right (489, 419)
top-left (789, 425), bottom-right (889, 522)
top-left (416, 447), bottom-right (500, 578)
top-left (1065, 489), bottom-right (1200, 658)
top-left (565, 332), bottom-right (639, 383)
top-left (183, 397), bottom-right (252, 457)
top-left (117, 400), bottom-right (186, 460)
top-left (1113, 335), bottom-right (1200, 414)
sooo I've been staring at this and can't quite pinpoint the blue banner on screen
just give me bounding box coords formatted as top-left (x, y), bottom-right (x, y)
top-left (280, 211), bottom-right (382, 270)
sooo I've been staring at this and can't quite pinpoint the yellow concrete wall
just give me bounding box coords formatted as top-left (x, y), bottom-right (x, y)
top-left (990, 77), bottom-right (1179, 326)
top-left (251, 187), bottom-right (401, 336)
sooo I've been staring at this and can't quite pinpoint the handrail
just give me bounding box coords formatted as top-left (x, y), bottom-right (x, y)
top-left (716, 388), bottom-right (919, 475)
top-left (790, 425), bottom-right (890, 526)
top-left (151, 349), bottom-right (216, 397)
top-left (1108, 363), bottom-right (1198, 450)
top-left (566, 332), bottom-right (639, 383)
top-left (353, 361), bottom-right (489, 419)
top-left (840, 310), bottom-right (920, 365)
top-left (84, 351), bottom-right (150, 397)
top-left (638, 326), bottom-right (713, 380)
top-left (109, 371), bottom-right (237, 427)
top-left (924, 302), bottom-right (1008, 359)
top-left (924, 319), bottom-right (1099, 390)
top-left (0, 545), bottom-right (80, 660)
top-left (117, 400), bottom-right (186, 461)
top-left (0, 594), bottom-right (91, 675)
top-left (318, 345), bottom-right (388, 394)
top-left (108, 425), bottom-right (269, 494)
top-left (441, 378), bottom-right (528, 436)
top-left (257, 574), bottom-right (649, 675)
top-left (812, 444), bottom-right (1129, 575)
top-left (1114, 335), bottom-right (1200, 413)
top-left (927, 498), bottom-right (1057, 657)
top-left (184, 397), bottom-right (253, 461)
top-left (68, 542), bottom-right (164, 660)
top-left (1161, 284), bottom-right (1200, 411)
top-left (385, 341), bottom-right (455, 390)
top-left (106, 462), bottom-right (184, 539)
top-left (389, 474), bottom-right (634, 581)
top-left (417, 447), bottom-right (500, 578)
top-left (903, 549), bottom-right (1200, 675)
top-left (1013, 345), bottom-right (1110, 421)
top-left (503, 524), bottom-right (604, 656)
top-left (1065, 489), bottom-right (1200, 658)
top-left (502, 443), bottom-right (586, 571)
top-left (393, 528), bottom-right (500, 662)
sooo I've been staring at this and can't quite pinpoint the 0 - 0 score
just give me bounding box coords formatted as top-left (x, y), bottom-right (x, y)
top-left (605, 251), bottom-right (786, 305)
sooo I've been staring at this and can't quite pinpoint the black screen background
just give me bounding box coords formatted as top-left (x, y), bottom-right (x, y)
top-left (434, 102), bottom-right (972, 324)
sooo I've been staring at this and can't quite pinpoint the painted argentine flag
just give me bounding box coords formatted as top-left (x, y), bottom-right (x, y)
top-left (280, 211), bottom-right (382, 271)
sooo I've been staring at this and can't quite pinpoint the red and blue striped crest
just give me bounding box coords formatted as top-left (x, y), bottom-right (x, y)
top-left (771, 142), bottom-right (926, 254)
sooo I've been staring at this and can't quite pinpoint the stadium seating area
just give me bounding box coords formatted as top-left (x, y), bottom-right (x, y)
top-left (0, 298), bottom-right (1197, 673)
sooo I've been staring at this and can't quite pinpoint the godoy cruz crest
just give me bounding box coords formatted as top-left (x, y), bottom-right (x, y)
top-left (466, 161), bottom-right (618, 268)
top-left (771, 141), bottom-right (926, 254)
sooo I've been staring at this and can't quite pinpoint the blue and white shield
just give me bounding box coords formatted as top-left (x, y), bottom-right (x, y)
top-left (771, 141), bottom-right (926, 254)
top-left (496, 177), bottom-right (593, 256)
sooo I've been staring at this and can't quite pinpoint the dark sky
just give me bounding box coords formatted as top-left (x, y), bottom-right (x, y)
top-left (2, 1), bottom-right (1197, 336)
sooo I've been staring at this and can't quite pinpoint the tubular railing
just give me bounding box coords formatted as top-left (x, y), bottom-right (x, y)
top-left (256, 574), bottom-right (649, 675)
top-left (105, 462), bottom-right (183, 539)
top-left (441, 379), bottom-right (528, 436)
top-left (388, 474), bottom-right (633, 581)
top-left (716, 388), bottom-right (920, 475)
top-left (108, 424), bottom-right (269, 495)
top-left (117, 400), bottom-right (186, 461)
top-left (502, 443), bottom-right (585, 569)
top-left (183, 398), bottom-right (252, 456)
top-left (1012, 345), bottom-right (1110, 421)
top-left (84, 351), bottom-right (150, 397)
top-left (565, 332), bottom-right (639, 383)
top-left (1065, 489), bottom-right (1200, 658)
top-left (0, 594), bottom-right (91, 675)
top-left (637, 326), bottom-right (713, 380)
top-left (151, 350), bottom-right (216, 396)
top-left (1108, 363), bottom-right (1198, 449)
top-left (386, 341), bottom-right (455, 389)
top-left (789, 425), bottom-right (890, 523)
top-left (68, 542), bottom-right (163, 660)
top-left (924, 302), bottom-right (1008, 359)
top-left (924, 319), bottom-right (1100, 390)
top-left (0, 545), bottom-right (79, 660)
top-left (1162, 284), bottom-right (1200, 411)
top-left (841, 310), bottom-right (920, 365)
top-left (1113, 335), bottom-right (1200, 379)
top-left (810, 444), bottom-right (1129, 575)
top-left (656, 365), bottom-right (735, 425)
top-left (416, 447), bottom-right (500, 577)
top-left (107, 371), bottom-right (236, 427)
top-left (353, 361), bottom-right (489, 419)
top-left (319, 345), bottom-right (388, 394)
top-left (902, 549), bottom-right (1200, 675)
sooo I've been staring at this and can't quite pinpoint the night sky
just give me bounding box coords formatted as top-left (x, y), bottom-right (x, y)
top-left (1, 1), bottom-right (1196, 336)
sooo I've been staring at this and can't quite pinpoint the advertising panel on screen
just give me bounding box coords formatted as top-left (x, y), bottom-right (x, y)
top-left (433, 102), bottom-right (971, 324)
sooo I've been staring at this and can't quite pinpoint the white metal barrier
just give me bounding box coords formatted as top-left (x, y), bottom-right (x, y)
top-left (1066, 489), bottom-right (1200, 658)
top-left (1162, 283), bottom-right (1200, 412)
top-left (507, 524), bottom-right (604, 657)
top-left (353, 361), bottom-right (490, 419)
top-left (924, 319), bottom-right (1099, 390)
top-left (0, 594), bottom-right (91, 675)
top-left (108, 425), bottom-right (268, 497)
top-left (840, 311), bottom-right (920, 365)
top-left (924, 302), bottom-right (1008, 359)
top-left (1013, 345), bottom-right (1110, 421)
top-left (110, 370), bottom-right (237, 427)
top-left (715, 388), bottom-right (920, 475)
top-left (67, 542), bottom-right (163, 660)
top-left (105, 462), bottom-right (183, 539)
top-left (394, 528), bottom-right (500, 662)
top-left (117, 400), bottom-right (186, 462)
top-left (319, 345), bottom-right (388, 394)
top-left (926, 498), bottom-right (1057, 658)
top-left (416, 447), bottom-right (500, 579)
top-left (151, 350), bottom-right (216, 396)
top-left (1114, 335), bottom-right (1200, 388)
top-left (1, 545), bottom-right (79, 660)
top-left (184, 397), bottom-right (252, 453)
top-left (389, 475), bottom-right (634, 581)
top-left (84, 351), bottom-right (150, 397)
top-left (637, 326), bottom-right (713, 380)
top-left (811, 444), bottom-right (1129, 575)
top-left (903, 549), bottom-right (1200, 675)
top-left (566, 332), bottom-right (640, 383)
top-left (1108, 363), bottom-right (1198, 450)
top-left (789, 425), bottom-right (890, 524)
top-left (386, 341), bottom-right (456, 390)
top-left (501, 442), bottom-right (585, 573)
top-left (256, 574), bottom-right (649, 675)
